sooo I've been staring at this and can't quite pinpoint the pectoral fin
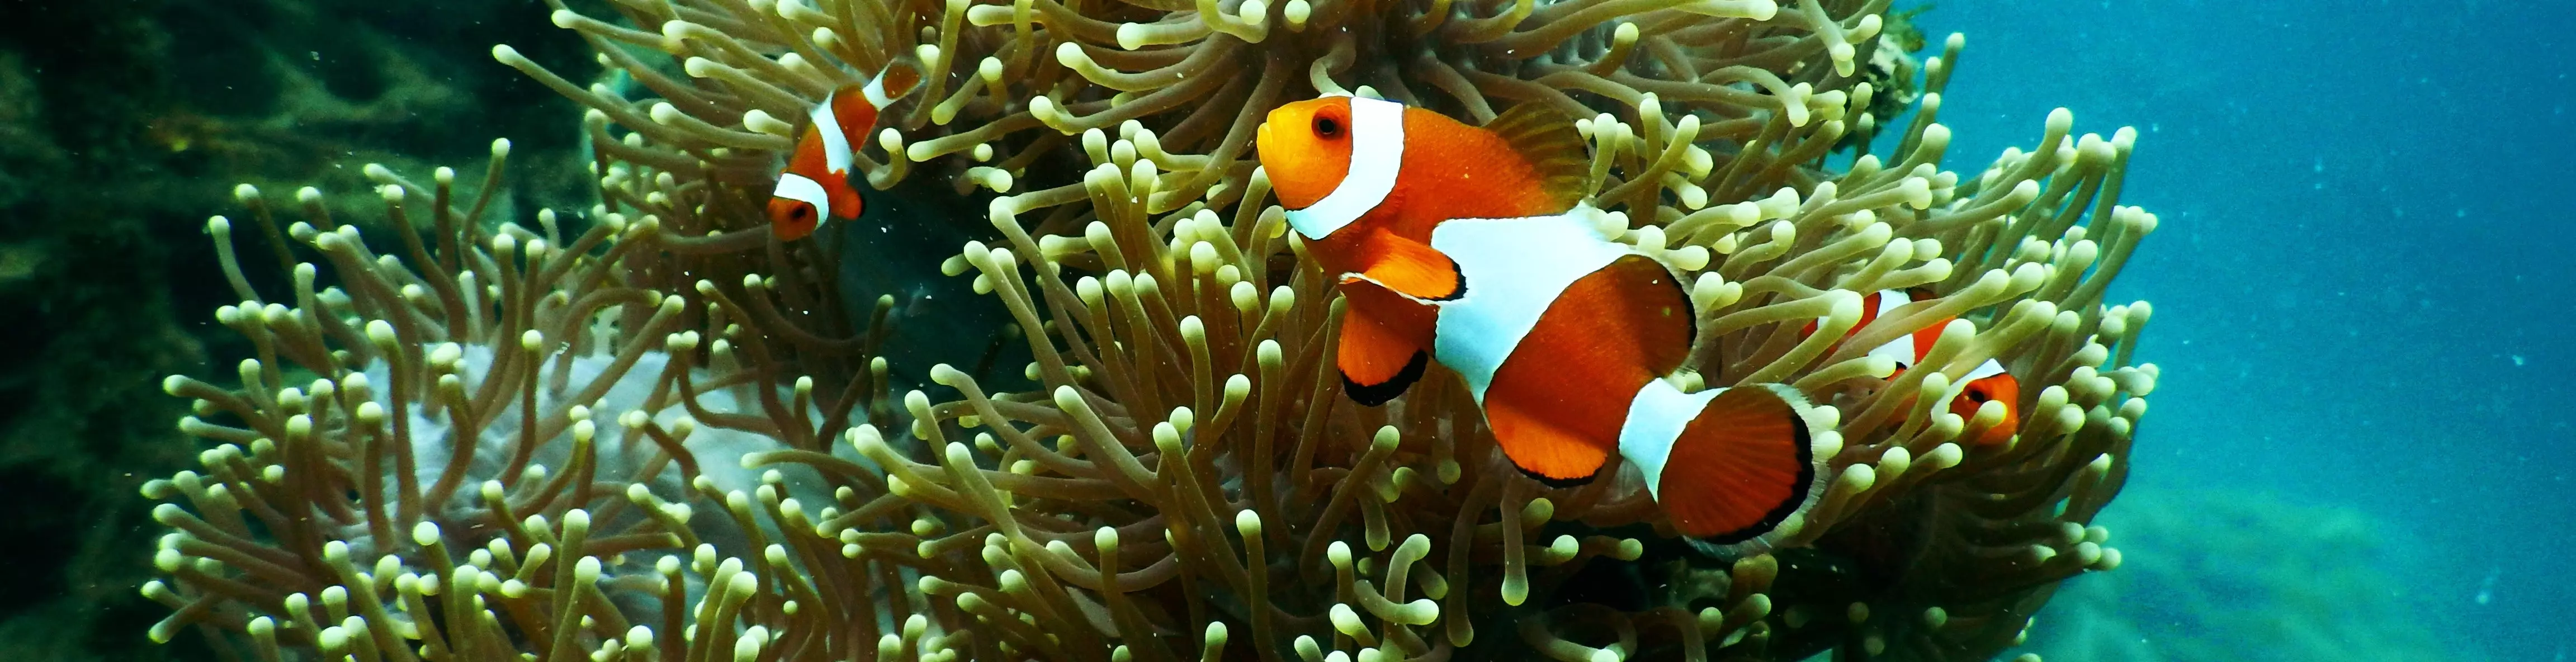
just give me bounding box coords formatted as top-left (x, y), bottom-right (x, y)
top-left (1353, 233), bottom-right (1466, 301)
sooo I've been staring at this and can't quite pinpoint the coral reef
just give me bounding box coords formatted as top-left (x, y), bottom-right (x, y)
top-left (137, 0), bottom-right (2163, 660)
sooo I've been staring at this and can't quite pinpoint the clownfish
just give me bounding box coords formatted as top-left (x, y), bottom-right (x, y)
top-left (1810, 289), bottom-right (2023, 445)
top-left (765, 58), bottom-right (925, 242)
top-left (1257, 96), bottom-right (1825, 545)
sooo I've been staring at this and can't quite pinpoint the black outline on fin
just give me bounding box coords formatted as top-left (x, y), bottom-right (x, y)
top-left (1343, 350), bottom-right (1428, 406)
top-left (1518, 465), bottom-right (1597, 488)
top-left (1356, 244), bottom-right (1468, 302)
top-left (1425, 253), bottom-right (1468, 301)
top-left (1697, 387), bottom-right (1818, 546)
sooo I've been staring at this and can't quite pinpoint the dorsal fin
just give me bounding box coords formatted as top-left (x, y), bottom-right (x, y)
top-left (1483, 102), bottom-right (1592, 212)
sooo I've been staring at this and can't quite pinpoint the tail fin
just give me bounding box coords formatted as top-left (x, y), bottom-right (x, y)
top-left (1620, 381), bottom-right (1826, 547)
top-left (863, 55), bottom-right (926, 108)
top-left (823, 57), bottom-right (925, 143)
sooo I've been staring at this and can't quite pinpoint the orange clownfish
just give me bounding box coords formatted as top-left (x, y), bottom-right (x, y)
top-left (765, 59), bottom-right (925, 242)
top-left (1258, 96), bottom-right (1825, 545)
top-left (1812, 289), bottom-right (2024, 445)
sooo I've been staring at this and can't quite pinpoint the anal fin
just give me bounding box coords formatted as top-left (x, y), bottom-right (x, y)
top-left (1335, 277), bottom-right (1438, 405)
top-left (1485, 395), bottom-right (1611, 484)
top-left (1343, 349), bottom-right (1426, 406)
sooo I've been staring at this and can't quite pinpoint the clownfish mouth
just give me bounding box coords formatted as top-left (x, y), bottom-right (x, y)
top-left (1256, 122), bottom-right (1298, 209)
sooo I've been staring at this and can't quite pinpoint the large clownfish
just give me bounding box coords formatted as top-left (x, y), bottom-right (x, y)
top-left (765, 58), bottom-right (925, 242)
top-left (1809, 289), bottom-right (2024, 445)
top-left (1256, 96), bottom-right (1825, 545)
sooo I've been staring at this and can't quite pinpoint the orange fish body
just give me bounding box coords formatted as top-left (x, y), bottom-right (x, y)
top-left (1256, 98), bottom-right (1590, 391)
top-left (1258, 97), bottom-right (1822, 545)
top-left (766, 59), bottom-right (925, 241)
top-left (1811, 289), bottom-right (2024, 445)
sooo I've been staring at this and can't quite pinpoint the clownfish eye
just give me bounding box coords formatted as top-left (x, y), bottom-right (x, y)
top-left (793, 205), bottom-right (815, 221)
top-left (1965, 387), bottom-right (1989, 403)
top-left (1313, 114), bottom-right (1343, 139)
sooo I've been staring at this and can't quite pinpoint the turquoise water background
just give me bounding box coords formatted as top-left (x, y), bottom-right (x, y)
top-left (1915, 1), bottom-right (2574, 659)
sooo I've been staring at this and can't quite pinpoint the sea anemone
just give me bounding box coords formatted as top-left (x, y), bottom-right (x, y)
top-left (141, 148), bottom-right (914, 660)
top-left (141, 0), bottom-right (2159, 660)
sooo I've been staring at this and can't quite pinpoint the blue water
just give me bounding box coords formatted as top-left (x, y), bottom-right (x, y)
top-left (1911, 1), bottom-right (2575, 658)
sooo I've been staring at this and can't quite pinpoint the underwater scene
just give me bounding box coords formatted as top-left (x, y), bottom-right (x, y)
top-left (0, 0), bottom-right (2566, 660)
